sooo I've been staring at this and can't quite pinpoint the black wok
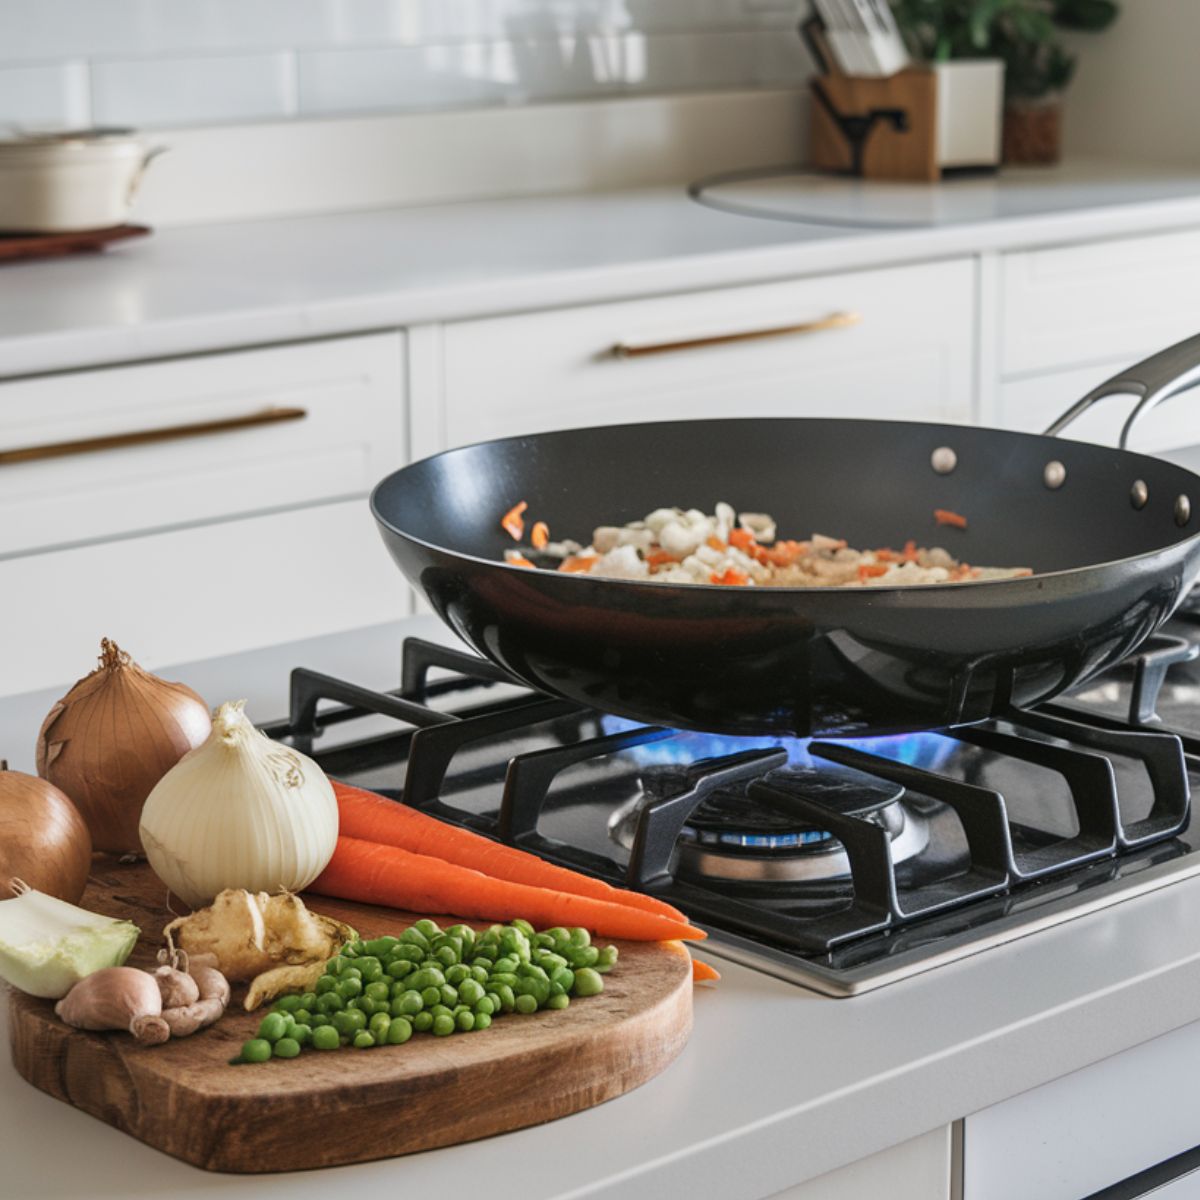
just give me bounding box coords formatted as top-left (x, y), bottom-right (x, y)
top-left (371, 333), bottom-right (1200, 736)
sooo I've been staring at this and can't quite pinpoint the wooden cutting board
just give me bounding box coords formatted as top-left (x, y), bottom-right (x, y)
top-left (7, 859), bottom-right (693, 1173)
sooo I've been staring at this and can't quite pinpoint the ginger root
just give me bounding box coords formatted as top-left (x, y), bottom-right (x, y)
top-left (163, 888), bottom-right (355, 1010)
top-left (244, 959), bottom-right (325, 1012)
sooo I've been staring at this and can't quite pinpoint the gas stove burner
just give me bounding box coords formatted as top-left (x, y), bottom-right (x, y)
top-left (611, 762), bottom-right (929, 885)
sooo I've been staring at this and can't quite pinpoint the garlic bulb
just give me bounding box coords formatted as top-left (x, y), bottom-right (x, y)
top-left (138, 701), bottom-right (338, 909)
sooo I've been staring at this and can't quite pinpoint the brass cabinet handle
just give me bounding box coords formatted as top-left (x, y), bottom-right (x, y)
top-left (611, 310), bottom-right (862, 359)
top-left (0, 405), bottom-right (307, 467)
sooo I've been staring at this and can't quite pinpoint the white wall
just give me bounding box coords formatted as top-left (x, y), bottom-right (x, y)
top-left (1063, 0), bottom-right (1200, 166)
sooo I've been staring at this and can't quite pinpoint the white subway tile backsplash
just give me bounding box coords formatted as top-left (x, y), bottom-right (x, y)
top-left (0, 62), bottom-right (90, 128)
top-left (92, 53), bottom-right (296, 127)
top-left (0, 0), bottom-right (810, 126)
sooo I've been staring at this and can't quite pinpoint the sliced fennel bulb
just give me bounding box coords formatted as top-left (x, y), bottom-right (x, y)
top-left (0, 886), bottom-right (139, 998)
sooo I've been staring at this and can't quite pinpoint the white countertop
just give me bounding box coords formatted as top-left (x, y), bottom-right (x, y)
top-left (4, 158), bottom-right (1200, 379)
top-left (3, 618), bottom-right (1200, 1199)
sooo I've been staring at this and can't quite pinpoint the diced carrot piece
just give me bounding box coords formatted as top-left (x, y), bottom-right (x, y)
top-left (874, 548), bottom-right (898, 562)
top-left (709, 568), bottom-right (749, 586)
top-left (934, 508), bottom-right (968, 529)
top-left (728, 528), bottom-right (757, 551)
top-left (531, 521), bottom-right (549, 549)
top-left (901, 539), bottom-right (919, 563)
top-left (691, 958), bottom-right (721, 984)
top-left (644, 550), bottom-right (680, 568)
top-left (757, 539), bottom-right (804, 567)
top-left (706, 535), bottom-right (726, 552)
top-left (505, 551), bottom-right (536, 568)
top-left (501, 500), bottom-right (528, 540)
top-left (559, 554), bottom-right (600, 573)
top-left (857, 563), bottom-right (890, 580)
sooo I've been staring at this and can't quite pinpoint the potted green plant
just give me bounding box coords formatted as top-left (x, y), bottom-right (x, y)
top-left (889, 0), bottom-right (1119, 166)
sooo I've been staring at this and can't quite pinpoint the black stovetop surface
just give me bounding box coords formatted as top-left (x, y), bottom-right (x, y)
top-left (263, 607), bottom-right (1200, 989)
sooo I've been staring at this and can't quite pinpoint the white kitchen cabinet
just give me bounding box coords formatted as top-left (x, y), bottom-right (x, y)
top-left (0, 500), bottom-right (409, 698)
top-left (0, 333), bottom-right (409, 697)
top-left (440, 258), bottom-right (977, 448)
top-left (1001, 227), bottom-right (1200, 378)
top-left (0, 333), bottom-right (405, 557)
top-left (962, 1018), bottom-right (1200, 1200)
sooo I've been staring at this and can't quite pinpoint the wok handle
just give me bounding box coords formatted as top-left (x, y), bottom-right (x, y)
top-left (1043, 330), bottom-right (1200, 448)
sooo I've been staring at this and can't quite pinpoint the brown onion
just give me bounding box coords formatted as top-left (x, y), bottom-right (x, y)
top-left (36, 639), bottom-right (212, 855)
top-left (0, 762), bottom-right (93, 904)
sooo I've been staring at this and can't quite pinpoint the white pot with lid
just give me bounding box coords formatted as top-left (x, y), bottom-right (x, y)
top-left (0, 128), bottom-right (166, 233)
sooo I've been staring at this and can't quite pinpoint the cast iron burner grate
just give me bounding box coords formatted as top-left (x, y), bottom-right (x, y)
top-left (263, 635), bottom-right (1194, 986)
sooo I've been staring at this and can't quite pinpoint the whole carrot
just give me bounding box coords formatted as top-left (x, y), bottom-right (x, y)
top-left (333, 781), bottom-right (690, 925)
top-left (310, 836), bottom-right (706, 942)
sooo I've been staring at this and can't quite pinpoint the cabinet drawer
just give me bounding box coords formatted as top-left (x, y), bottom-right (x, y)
top-left (996, 359), bottom-right (1200, 453)
top-left (0, 499), bottom-right (409, 697)
top-left (0, 333), bottom-right (405, 557)
top-left (442, 259), bottom-right (976, 448)
top-left (1001, 227), bottom-right (1200, 378)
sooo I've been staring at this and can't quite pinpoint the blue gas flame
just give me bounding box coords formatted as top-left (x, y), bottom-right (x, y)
top-left (598, 714), bottom-right (957, 773)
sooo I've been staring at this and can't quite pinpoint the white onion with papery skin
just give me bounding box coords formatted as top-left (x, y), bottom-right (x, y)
top-left (139, 700), bottom-right (338, 909)
top-left (36, 640), bottom-right (212, 855)
top-left (0, 764), bottom-right (92, 904)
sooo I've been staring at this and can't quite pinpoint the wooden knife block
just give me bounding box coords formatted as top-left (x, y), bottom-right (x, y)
top-left (809, 68), bottom-right (939, 183)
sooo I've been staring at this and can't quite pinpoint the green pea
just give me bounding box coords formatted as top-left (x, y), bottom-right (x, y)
top-left (274, 994), bottom-right (303, 1013)
top-left (332, 1007), bottom-right (367, 1036)
top-left (432, 1013), bottom-right (456, 1037)
top-left (455, 980), bottom-right (481, 1006)
top-left (430, 1004), bottom-right (453, 1020)
top-left (299, 992), bottom-right (318, 1010)
top-left (517, 976), bottom-right (550, 1005)
top-left (339, 966), bottom-right (362, 982)
top-left (240, 1038), bottom-right (272, 1063)
top-left (364, 981), bottom-right (390, 1003)
top-left (386, 958), bottom-right (415, 980)
top-left (489, 972), bottom-right (519, 988)
top-left (348, 940), bottom-right (368, 956)
top-left (546, 993), bottom-right (570, 1011)
top-left (420, 986), bottom-right (442, 1008)
top-left (368, 1012), bottom-right (392, 1039)
top-left (544, 926), bottom-right (571, 945)
top-left (568, 927), bottom-right (591, 948)
top-left (469, 964), bottom-right (489, 985)
top-left (494, 984), bottom-right (516, 1012)
top-left (409, 967), bottom-right (445, 991)
top-left (292, 1009), bottom-right (312, 1027)
top-left (446, 923), bottom-right (475, 946)
top-left (535, 951), bottom-right (568, 972)
top-left (290, 1024), bottom-right (313, 1046)
top-left (517, 961), bottom-right (549, 980)
top-left (394, 942), bottom-right (424, 963)
top-left (486, 990), bottom-right (502, 1011)
top-left (315, 975), bottom-right (338, 994)
top-left (473, 996), bottom-right (495, 1016)
top-left (492, 956), bottom-right (518, 975)
top-left (364, 936), bottom-right (399, 957)
top-left (397, 990), bottom-right (424, 1016)
top-left (574, 967), bottom-right (604, 997)
top-left (552, 966), bottom-right (575, 992)
top-left (471, 956), bottom-right (494, 973)
top-left (500, 929), bottom-right (530, 959)
top-left (595, 945), bottom-right (619, 973)
top-left (386, 1017), bottom-right (413, 1045)
top-left (312, 1025), bottom-right (340, 1051)
top-left (356, 996), bottom-right (379, 1016)
top-left (273, 1037), bottom-right (301, 1059)
top-left (434, 945), bottom-right (458, 969)
top-left (359, 963), bottom-right (384, 984)
top-left (510, 918), bottom-right (536, 937)
top-left (310, 1013), bottom-right (332, 1029)
top-left (316, 991), bottom-right (344, 1014)
top-left (257, 1012), bottom-right (288, 1042)
top-left (412, 1011), bottom-right (434, 1032)
top-left (445, 964), bottom-right (470, 986)
top-left (326, 955), bottom-right (350, 975)
top-left (353, 1031), bottom-right (376, 1049)
top-left (533, 932), bottom-right (556, 949)
top-left (337, 977), bottom-right (363, 1000)
top-left (400, 928), bottom-right (430, 952)
top-left (473, 1011), bottom-right (492, 1030)
top-left (413, 918), bottom-right (441, 939)
top-left (456, 1011), bottom-right (475, 1031)
top-left (439, 984), bottom-right (458, 1006)
top-left (568, 945), bottom-right (600, 969)
top-left (515, 993), bottom-right (539, 1015)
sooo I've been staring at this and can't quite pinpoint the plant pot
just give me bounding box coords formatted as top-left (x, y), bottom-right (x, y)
top-left (1003, 99), bottom-right (1063, 166)
top-left (932, 59), bottom-right (1004, 169)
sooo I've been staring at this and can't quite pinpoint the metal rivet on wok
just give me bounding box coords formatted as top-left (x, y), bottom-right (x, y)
top-left (1044, 460), bottom-right (1067, 490)
top-left (1176, 495), bottom-right (1192, 526)
top-left (1130, 480), bottom-right (1149, 510)
top-left (931, 447), bottom-right (957, 474)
